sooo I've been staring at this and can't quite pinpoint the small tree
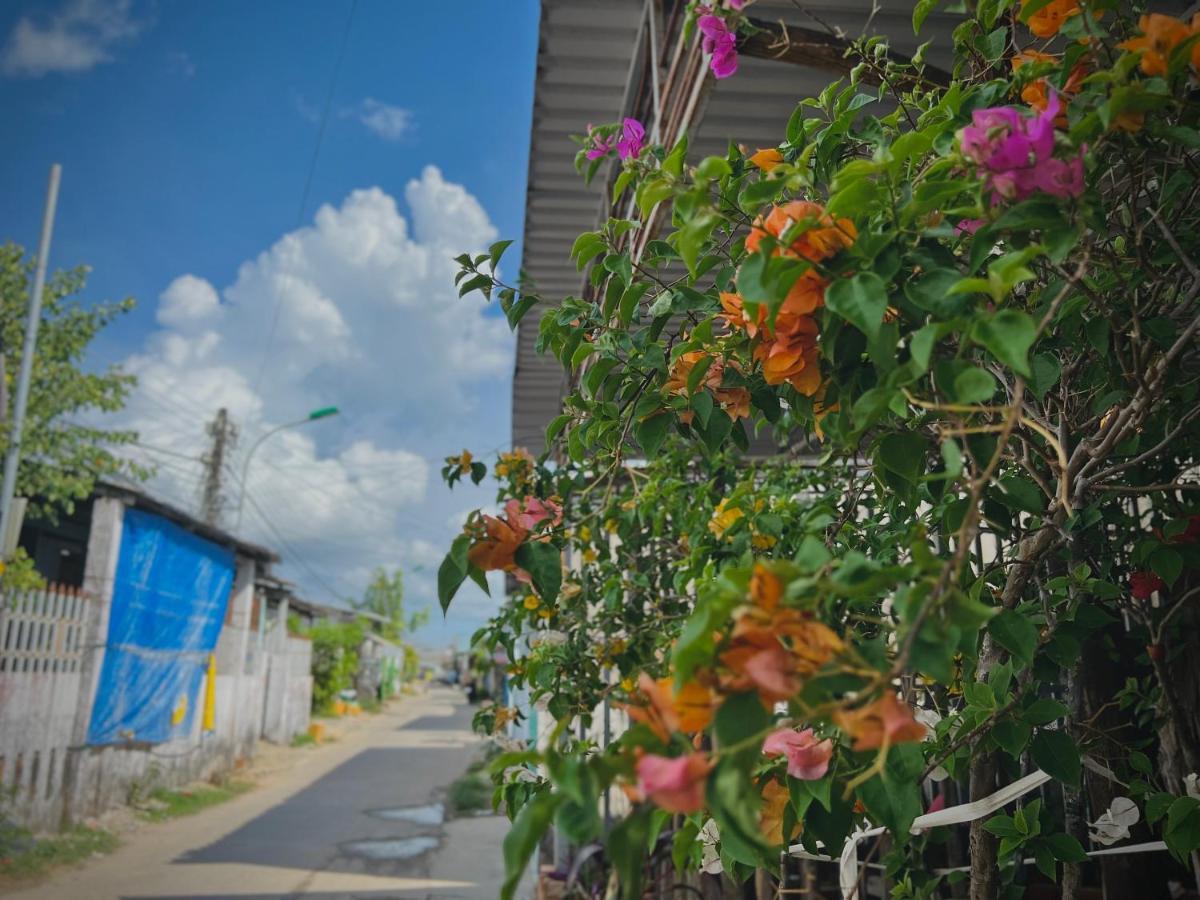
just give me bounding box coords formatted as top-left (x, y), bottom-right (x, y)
top-left (352, 566), bottom-right (428, 640)
top-left (0, 243), bottom-right (140, 520)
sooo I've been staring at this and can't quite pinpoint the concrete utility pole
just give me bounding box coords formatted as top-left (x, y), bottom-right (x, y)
top-left (200, 407), bottom-right (237, 527)
top-left (0, 163), bottom-right (62, 559)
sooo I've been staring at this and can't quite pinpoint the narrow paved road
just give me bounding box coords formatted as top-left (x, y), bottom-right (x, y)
top-left (7, 687), bottom-right (518, 900)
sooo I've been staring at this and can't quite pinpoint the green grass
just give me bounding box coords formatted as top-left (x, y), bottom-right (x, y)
top-left (137, 780), bottom-right (253, 822)
top-left (290, 732), bottom-right (317, 748)
top-left (446, 770), bottom-right (492, 816)
top-left (446, 750), bottom-right (499, 817)
top-left (0, 823), bottom-right (119, 884)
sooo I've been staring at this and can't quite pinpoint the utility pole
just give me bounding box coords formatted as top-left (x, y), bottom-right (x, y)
top-left (199, 407), bottom-right (237, 527)
top-left (0, 164), bottom-right (62, 559)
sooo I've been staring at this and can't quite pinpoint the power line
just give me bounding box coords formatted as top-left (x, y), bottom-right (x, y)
top-left (241, 487), bottom-right (357, 601)
top-left (251, 0), bottom-right (358, 396)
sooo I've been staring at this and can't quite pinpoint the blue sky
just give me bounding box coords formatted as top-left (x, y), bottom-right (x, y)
top-left (1, 0), bottom-right (541, 646)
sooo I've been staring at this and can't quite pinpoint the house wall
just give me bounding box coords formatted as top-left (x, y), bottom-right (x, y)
top-left (0, 498), bottom-right (311, 832)
top-left (0, 586), bottom-right (90, 831)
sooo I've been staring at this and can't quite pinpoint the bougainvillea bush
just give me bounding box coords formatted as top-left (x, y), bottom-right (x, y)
top-left (441, 1), bottom-right (1200, 897)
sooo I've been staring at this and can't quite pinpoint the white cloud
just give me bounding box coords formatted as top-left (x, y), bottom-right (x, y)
top-left (1, 0), bottom-right (146, 77)
top-left (157, 274), bottom-right (221, 331)
top-left (355, 98), bottom-right (412, 141)
top-left (114, 167), bottom-right (512, 644)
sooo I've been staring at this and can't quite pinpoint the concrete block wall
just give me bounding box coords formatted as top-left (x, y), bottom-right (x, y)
top-left (0, 499), bottom-right (314, 832)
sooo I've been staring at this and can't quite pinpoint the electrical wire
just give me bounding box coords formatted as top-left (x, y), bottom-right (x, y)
top-left (241, 488), bottom-right (357, 600)
top-left (250, 0), bottom-right (358, 396)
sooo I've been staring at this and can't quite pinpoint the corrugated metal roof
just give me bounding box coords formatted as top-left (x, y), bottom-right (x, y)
top-left (513, 0), bottom-right (960, 450)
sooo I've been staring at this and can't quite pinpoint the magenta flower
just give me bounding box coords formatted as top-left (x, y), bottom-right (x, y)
top-left (1032, 154), bottom-right (1085, 198)
top-left (957, 92), bottom-right (1084, 208)
top-left (762, 727), bottom-right (833, 781)
top-left (585, 130), bottom-right (613, 161)
top-left (616, 117), bottom-right (646, 160)
top-left (698, 13), bottom-right (739, 79)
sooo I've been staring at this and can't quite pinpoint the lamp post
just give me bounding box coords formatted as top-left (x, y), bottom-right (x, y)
top-left (233, 406), bottom-right (339, 532)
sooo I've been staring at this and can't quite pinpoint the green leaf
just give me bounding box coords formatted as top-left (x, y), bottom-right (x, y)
top-left (856, 744), bottom-right (925, 839)
top-left (997, 476), bottom-right (1044, 515)
top-left (438, 534), bottom-right (471, 614)
top-left (714, 691), bottom-right (771, 751)
top-left (635, 413), bottom-right (672, 458)
top-left (488, 239), bottom-right (514, 271)
top-left (636, 178), bottom-right (674, 219)
top-left (696, 155), bottom-right (732, 179)
top-left (1150, 546), bottom-right (1184, 586)
top-left (1044, 832), bottom-right (1088, 863)
top-left (1165, 797), bottom-right (1200, 859)
top-left (913, 0), bottom-right (940, 33)
top-left (1030, 729), bottom-right (1082, 787)
top-left (1021, 698), bottom-right (1068, 726)
top-left (827, 272), bottom-right (889, 341)
top-left (875, 432), bottom-right (927, 485)
top-left (905, 268), bottom-right (970, 317)
top-left (618, 282), bottom-right (653, 325)
top-left (972, 309), bottom-right (1036, 377)
top-left (501, 791), bottom-right (564, 900)
top-left (989, 609), bottom-right (1039, 667)
top-left (953, 367), bottom-right (997, 404)
top-left (992, 718), bottom-right (1033, 758)
top-left (514, 541), bottom-right (562, 605)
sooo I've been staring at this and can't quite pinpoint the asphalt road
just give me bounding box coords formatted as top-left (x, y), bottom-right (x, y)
top-left (7, 687), bottom-right (516, 900)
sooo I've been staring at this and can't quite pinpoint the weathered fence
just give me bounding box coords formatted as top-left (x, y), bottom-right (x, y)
top-left (0, 585), bottom-right (92, 830)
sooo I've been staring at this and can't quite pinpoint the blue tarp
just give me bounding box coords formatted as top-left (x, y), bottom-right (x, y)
top-left (87, 508), bottom-right (235, 745)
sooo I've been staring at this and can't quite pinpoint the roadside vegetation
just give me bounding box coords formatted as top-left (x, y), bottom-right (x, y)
top-left (0, 822), bottom-right (119, 887)
top-left (134, 780), bottom-right (253, 823)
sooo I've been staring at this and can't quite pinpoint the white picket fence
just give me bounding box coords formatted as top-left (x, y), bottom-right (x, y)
top-left (0, 584), bottom-right (92, 830)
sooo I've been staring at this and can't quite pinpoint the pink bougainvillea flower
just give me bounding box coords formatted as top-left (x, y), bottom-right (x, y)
top-left (956, 217), bottom-right (986, 235)
top-left (636, 752), bottom-right (712, 813)
top-left (763, 727), bottom-right (834, 781)
top-left (928, 793), bottom-right (947, 814)
top-left (1130, 570), bottom-right (1166, 601)
top-left (505, 496), bottom-right (562, 531)
top-left (616, 117), bottom-right (646, 160)
top-left (697, 13), bottom-right (738, 79)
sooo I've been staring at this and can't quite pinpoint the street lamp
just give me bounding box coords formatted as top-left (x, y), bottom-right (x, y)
top-left (233, 406), bottom-right (340, 532)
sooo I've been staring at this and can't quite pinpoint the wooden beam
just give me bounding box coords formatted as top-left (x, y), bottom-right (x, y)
top-left (739, 17), bottom-right (952, 89)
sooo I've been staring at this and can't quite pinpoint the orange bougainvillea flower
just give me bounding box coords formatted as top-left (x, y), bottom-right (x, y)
top-left (1113, 108), bottom-right (1146, 133)
top-left (466, 513), bottom-right (528, 573)
top-left (718, 291), bottom-right (765, 337)
top-left (760, 779), bottom-right (800, 845)
top-left (749, 563), bottom-right (784, 612)
top-left (753, 313), bottom-right (821, 395)
top-left (834, 692), bottom-right (926, 751)
top-left (749, 148), bottom-right (785, 171)
top-left (1011, 50), bottom-right (1087, 121)
top-left (665, 351), bottom-right (752, 423)
top-left (1119, 13), bottom-right (1197, 77)
top-left (675, 678), bottom-right (717, 733)
top-left (721, 628), bottom-right (801, 703)
top-left (1021, 0), bottom-right (1080, 38)
top-left (746, 200), bottom-right (856, 263)
top-left (721, 609), bottom-right (844, 705)
top-left (625, 673), bottom-right (715, 740)
top-left (625, 673), bottom-right (679, 742)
